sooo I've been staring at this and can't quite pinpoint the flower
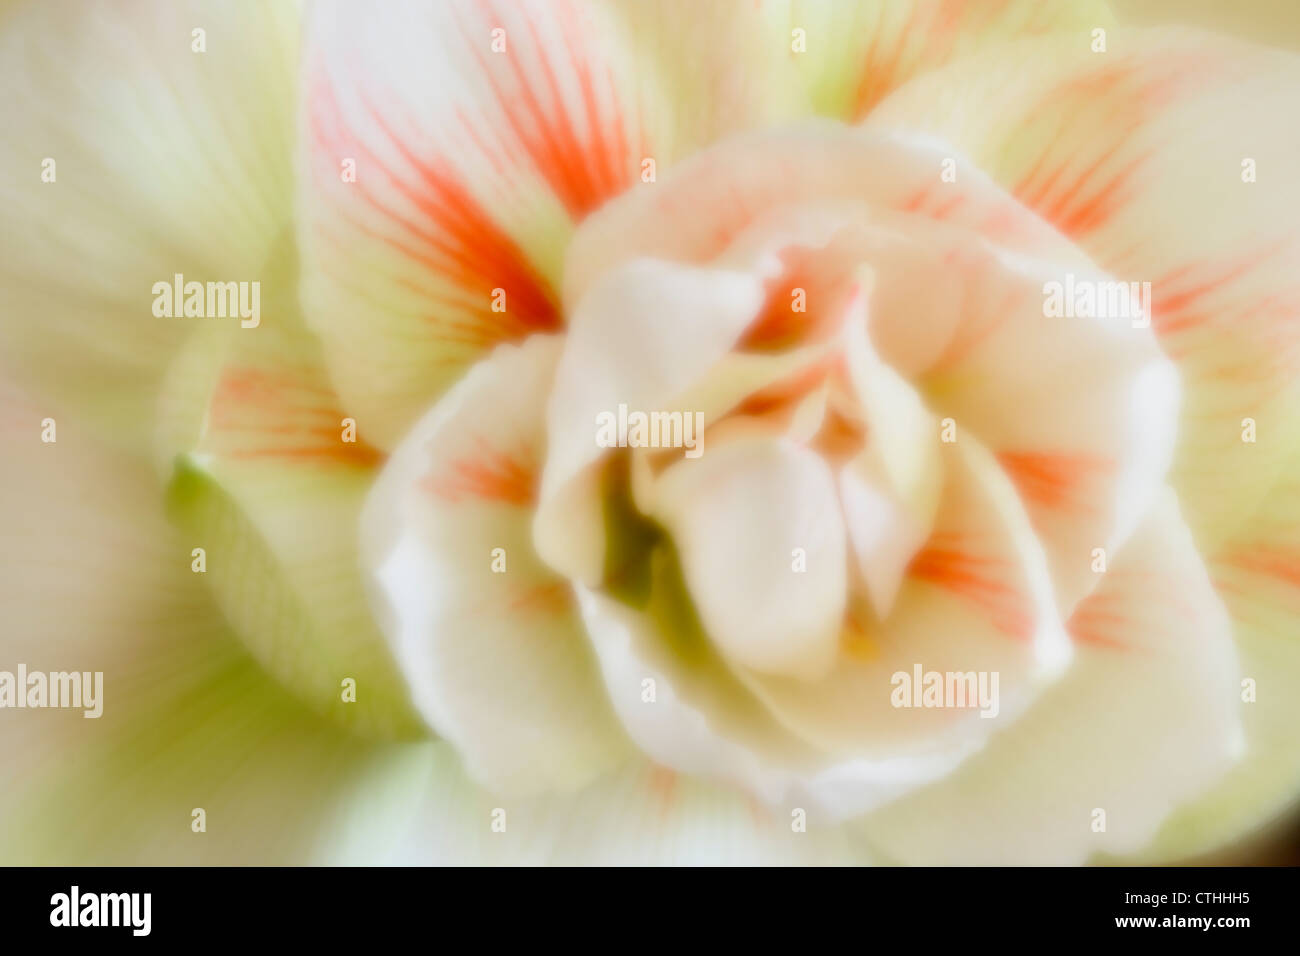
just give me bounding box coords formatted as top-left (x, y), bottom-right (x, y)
top-left (2, 0), bottom-right (1298, 865)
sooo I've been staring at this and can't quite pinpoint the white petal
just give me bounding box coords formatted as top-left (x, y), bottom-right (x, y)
top-left (534, 258), bottom-right (764, 585)
top-left (737, 437), bottom-right (1071, 788)
top-left (859, 490), bottom-right (1242, 864)
top-left (363, 334), bottom-right (631, 795)
top-left (652, 434), bottom-right (847, 681)
top-left (866, 27), bottom-right (1300, 553)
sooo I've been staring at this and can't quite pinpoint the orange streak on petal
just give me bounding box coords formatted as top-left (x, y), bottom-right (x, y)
top-left (996, 451), bottom-right (1112, 514)
top-left (307, 73), bottom-right (562, 347)
top-left (210, 367), bottom-right (384, 468)
top-left (908, 542), bottom-right (1033, 640)
top-left (226, 443), bottom-right (383, 468)
top-left (421, 439), bottom-right (537, 507)
top-left (1221, 549), bottom-right (1300, 592)
top-left (1066, 603), bottom-right (1130, 649)
top-left (465, 0), bottom-right (638, 219)
top-left (647, 766), bottom-right (679, 820)
top-left (508, 579), bottom-right (573, 617)
top-left (733, 356), bottom-right (838, 418)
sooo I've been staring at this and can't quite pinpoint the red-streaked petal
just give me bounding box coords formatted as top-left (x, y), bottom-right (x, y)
top-left (866, 28), bottom-right (1300, 552)
top-left (300, 0), bottom-right (655, 449)
top-left (785, 0), bottom-right (1115, 119)
top-left (860, 490), bottom-right (1241, 864)
top-left (534, 258), bottom-right (765, 587)
top-left (363, 334), bottom-right (632, 794)
top-left (563, 121), bottom-right (1087, 309)
top-left (161, 313), bottom-right (420, 737)
top-left (568, 131), bottom-right (1178, 619)
top-left (739, 436), bottom-right (1070, 771)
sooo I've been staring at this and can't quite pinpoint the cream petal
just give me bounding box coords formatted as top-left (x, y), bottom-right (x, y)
top-left (391, 754), bottom-right (863, 865)
top-left (784, 0), bottom-right (1114, 119)
top-left (300, 0), bottom-right (656, 449)
top-left (562, 122), bottom-right (1083, 311)
top-left (363, 334), bottom-right (631, 795)
top-left (602, 0), bottom-right (809, 157)
top-left (573, 143), bottom-right (1177, 619)
top-left (738, 436), bottom-right (1071, 783)
top-left (161, 303), bottom-right (420, 737)
top-left (534, 258), bottom-right (764, 586)
top-left (866, 28), bottom-right (1300, 554)
top-left (652, 434), bottom-right (847, 681)
top-left (568, 438), bottom-right (1068, 824)
top-left (859, 490), bottom-right (1242, 864)
top-left (836, 278), bottom-right (942, 616)
top-left (1144, 444), bottom-right (1300, 860)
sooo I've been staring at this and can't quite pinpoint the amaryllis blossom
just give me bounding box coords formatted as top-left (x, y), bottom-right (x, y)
top-left (1, 0), bottom-right (1298, 866)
